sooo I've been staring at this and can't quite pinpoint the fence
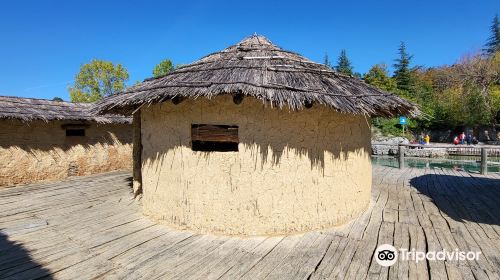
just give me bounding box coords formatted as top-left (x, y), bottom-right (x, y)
top-left (393, 144), bottom-right (499, 175)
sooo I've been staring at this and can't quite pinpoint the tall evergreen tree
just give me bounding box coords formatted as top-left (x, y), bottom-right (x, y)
top-left (393, 42), bottom-right (413, 92)
top-left (323, 53), bottom-right (332, 69)
top-left (335, 49), bottom-right (353, 76)
top-left (484, 14), bottom-right (500, 56)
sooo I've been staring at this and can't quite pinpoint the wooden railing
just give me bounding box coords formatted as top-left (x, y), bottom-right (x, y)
top-left (393, 144), bottom-right (499, 175)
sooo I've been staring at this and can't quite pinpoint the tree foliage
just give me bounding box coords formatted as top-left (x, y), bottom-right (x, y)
top-left (484, 14), bottom-right (500, 56)
top-left (335, 49), bottom-right (353, 76)
top-left (365, 63), bottom-right (417, 137)
top-left (364, 64), bottom-right (397, 92)
top-left (52, 97), bottom-right (63, 102)
top-left (323, 53), bottom-right (332, 69)
top-left (69, 60), bottom-right (129, 103)
top-left (369, 51), bottom-right (500, 137)
top-left (432, 52), bottom-right (500, 126)
top-left (393, 42), bottom-right (413, 92)
top-left (153, 59), bottom-right (175, 78)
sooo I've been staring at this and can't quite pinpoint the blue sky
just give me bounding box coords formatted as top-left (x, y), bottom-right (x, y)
top-left (0, 0), bottom-right (498, 101)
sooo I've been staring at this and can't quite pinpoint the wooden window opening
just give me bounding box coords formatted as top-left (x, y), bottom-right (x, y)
top-left (191, 124), bottom-right (238, 152)
top-left (66, 128), bottom-right (85, 137)
top-left (62, 123), bottom-right (88, 137)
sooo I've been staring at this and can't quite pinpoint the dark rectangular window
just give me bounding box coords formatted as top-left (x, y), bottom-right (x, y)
top-left (66, 128), bottom-right (85, 137)
top-left (191, 124), bottom-right (238, 152)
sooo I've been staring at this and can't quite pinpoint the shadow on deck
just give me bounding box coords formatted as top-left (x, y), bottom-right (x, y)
top-left (410, 174), bottom-right (500, 226)
top-left (0, 232), bottom-right (53, 279)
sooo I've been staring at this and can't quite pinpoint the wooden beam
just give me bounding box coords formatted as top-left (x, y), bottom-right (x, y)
top-left (61, 123), bottom-right (90, 129)
top-left (304, 100), bottom-right (313, 109)
top-left (191, 124), bottom-right (238, 143)
top-left (172, 96), bottom-right (185, 105)
top-left (232, 93), bottom-right (244, 105)
top-left (132, 111), bottom-right (142, 197)
top-left (481, 147), bottom-right (488, 175)
top-left (399, 145), bottom-right (405, 169)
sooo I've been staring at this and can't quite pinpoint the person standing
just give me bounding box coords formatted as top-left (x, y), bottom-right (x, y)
top-left (459, 132), bottom-right (466, 144)
top-left (424, 134), bottom-right (430, 145)
top-left (466, 133), bottom-right (472, 145)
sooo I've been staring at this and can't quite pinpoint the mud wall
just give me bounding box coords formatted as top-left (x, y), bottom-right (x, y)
top-left (0, 119), bottom-right (132, 187)
top-left (140, 96), bottom-right (372, 236)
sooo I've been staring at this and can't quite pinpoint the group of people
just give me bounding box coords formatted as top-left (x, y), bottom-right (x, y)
top-left (418, 134), bottom-right (431, 145)
top-left (453, 132), bottom-right (478, 145)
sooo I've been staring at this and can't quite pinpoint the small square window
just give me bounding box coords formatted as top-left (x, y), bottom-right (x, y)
top-left (191, 124), bottom-right (238, 152)
top-left (66, 128), bottom-right (85, 137)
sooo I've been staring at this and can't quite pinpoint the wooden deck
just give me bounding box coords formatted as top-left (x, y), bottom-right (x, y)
top-left (0, 166), bottom-right (499, 280)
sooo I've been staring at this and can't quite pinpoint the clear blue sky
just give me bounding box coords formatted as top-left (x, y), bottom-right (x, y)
top-left (0, 0), bottom-right (498, 101)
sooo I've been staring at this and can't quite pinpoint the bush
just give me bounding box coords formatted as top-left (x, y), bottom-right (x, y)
top-left (372, 117), bottom-right (417, 139)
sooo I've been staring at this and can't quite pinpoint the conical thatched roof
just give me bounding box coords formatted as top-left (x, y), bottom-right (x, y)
top-left (94, 35), bottom-right (418, 117)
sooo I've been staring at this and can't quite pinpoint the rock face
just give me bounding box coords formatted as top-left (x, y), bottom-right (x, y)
top-left (371, 137), bottom-right (410, 155)
top-left (404, 147), bottom-right (448, 158)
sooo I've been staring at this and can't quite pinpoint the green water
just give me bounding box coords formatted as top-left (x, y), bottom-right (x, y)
top-left (372, 155), bottom-right (500, 173)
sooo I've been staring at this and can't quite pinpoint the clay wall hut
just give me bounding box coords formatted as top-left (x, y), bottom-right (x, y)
top-left (94, 35), bottom-right (418, 235)
top-left (0, 96), bottom-right (132, 187)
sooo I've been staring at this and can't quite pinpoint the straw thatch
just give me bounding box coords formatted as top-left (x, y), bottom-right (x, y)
top-left (93, 35), bottom-right (419, 117)
top-left (0, 96), bottom-right (130, 124)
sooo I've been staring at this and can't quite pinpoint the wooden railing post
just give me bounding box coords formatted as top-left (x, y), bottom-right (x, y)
top-left (481, 147), bottom-right (488, 175)
top-left (399, 144), bottom-right (405, 169)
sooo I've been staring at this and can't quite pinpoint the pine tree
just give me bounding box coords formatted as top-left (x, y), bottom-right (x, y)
top-left (484, 14), bottom-right (500, 56)
top-left (393, 42), bottom-right (413, 92)
top-left (335, 49), bottom-right (353, 76)
top-left (323, 53), bottom-right (332, 69)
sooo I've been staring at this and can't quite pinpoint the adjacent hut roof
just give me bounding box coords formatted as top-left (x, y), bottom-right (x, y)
top-left (94, 35), bottom-right (419, 117)
top-left (0, 96), bottom-right (131, 124)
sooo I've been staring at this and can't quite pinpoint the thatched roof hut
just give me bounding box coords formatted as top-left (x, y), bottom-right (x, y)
top-left (94, 35), bottom-right (418, 117)
top-left (94, 35), bottom-right (418, 236)
top-left (0, 95), bottom-right (130, 124)
top-left (0, 96), bottom-right (132, 187)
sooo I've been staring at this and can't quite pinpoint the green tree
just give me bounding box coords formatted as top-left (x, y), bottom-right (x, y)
top-left (153, 59), bottom-right (175, 78)
top-left (335, 49), bottom-right (353, 76)
top-left (363, 64), bottom-right (397, 92)
top-left (69, 60), bottom-right (129, 103)
top-left (484, 14), bottom-right (500, 56)
top-left (323, 53), bottom-right (332, 69)
top-left (52, 97), bottom-right (63, 102)
top-left (365, 63), bottom-right (418, 138)
top-left (393, 42), bottom-right (413, 92)
top-left (432, 52), bottom-right (500, 126)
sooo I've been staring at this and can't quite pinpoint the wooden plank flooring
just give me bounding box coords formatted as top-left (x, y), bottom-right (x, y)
top-left (0, 166), bottom-right (499, 279)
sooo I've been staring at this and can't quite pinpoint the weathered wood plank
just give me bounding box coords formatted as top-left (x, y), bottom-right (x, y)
top-left (1, 167), bottom-right (499, 280)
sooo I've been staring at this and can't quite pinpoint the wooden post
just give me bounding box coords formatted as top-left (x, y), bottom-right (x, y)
top-left (480, 147), bottom-right (488, 175)
top-left (132, 111), bottom-right (143, 197)
top-left (399, 145), bottom-right (405, 169)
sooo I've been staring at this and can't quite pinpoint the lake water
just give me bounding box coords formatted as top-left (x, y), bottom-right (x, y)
top-left (372, 155), bottom-right (500, 173)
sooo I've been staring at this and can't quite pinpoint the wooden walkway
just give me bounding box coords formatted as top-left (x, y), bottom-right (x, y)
top-left (0, 166), bottom-right (499, 279)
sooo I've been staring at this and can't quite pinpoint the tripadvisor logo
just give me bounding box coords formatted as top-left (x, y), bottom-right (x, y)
top-left (374, 244), bottom-right (481, 267)
top-left (375, 244), bottom-right (398, 267)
